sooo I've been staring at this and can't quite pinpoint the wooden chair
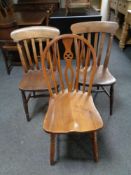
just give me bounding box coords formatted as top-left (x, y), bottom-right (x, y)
top-left (11, 26), bottom-right (60, 121)
top-left (71, 21), bottom-right (118, 115)
top-left (41, 34), bottom-right (103, 165)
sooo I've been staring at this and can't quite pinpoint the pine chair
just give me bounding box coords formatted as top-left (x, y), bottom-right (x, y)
top-left (41, 34), bottom-right (103, 165)
top-left (71, 21), bottom-right (118, 115)
top-left (11, 26), bottom-right (60, 121)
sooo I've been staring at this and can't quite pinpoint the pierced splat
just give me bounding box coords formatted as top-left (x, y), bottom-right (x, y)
top-left (62, 38), bottom-right (74, 92)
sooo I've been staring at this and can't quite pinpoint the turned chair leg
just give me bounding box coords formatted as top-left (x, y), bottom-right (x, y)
top-left (50, 134), bottom-right (56, 165)
top-left (21, 90), bottom-right (30, 121)
top-left (91, 132), bottom-right (98, 162)
top-left (110, 84), bottom-right (114, 115)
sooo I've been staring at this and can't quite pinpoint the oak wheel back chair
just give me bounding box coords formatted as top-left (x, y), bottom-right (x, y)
top-left (71, 21), bottom-right (119, 115)
top-left (11, 26), bottom-right (60, 121)
top-left (41, 34), bottom-right (103, 165)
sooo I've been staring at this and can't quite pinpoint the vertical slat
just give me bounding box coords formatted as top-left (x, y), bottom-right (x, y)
top-left (97, 33), bottom-right (106, 66)
top-left (94, 33), bottom-right (99, 55)
top-left (62, 38), bottom-right (74, 92)
top-left (104, 35), bottom-right (113, 68)
top-left (88, 53), bottom-right (97, 96)
top-left (31, 38), bottom-right (39, 69)
top-left (17, 43), bottom-right (28, 72)
top-left (87, 33), bottom-right (91, 43)
top-left (56, 42), bottom-right (65, 92)
top-left (47, 44), bottom-right (58, 94)
top-left (42, 39), bottom-right (54, 97)
top-left (87, 33), bottom-right (91, 66)
top-left (43, 60), bottom-right (53, 97)
top-left (75, 38), bottom-right (81, 91)
top-left (82, 48), bottom-right (90, 93)
top-left (79, 34), bottom-right (85, 67)
top-left (52, 43), bottom-right (57, 71)
top-left (24, 40), bottom-right (33, 69)
top-left (64, 61), bottom-right (74, 92)
top-left (39, 38), bottom-right (43, 61)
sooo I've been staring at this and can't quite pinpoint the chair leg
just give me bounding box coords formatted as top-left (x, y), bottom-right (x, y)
top-left (91, 132), bottom-right (98, 162)
top-left (21, 90), bottom-right (30, 121)
top-left (78, 83), bottom-right (81, 90)
top-left (1, 49), bottom-right (10, 75)
top-left (110, 84), bottom-right (114, 115)
top-left (50, 134), bottom-right (56, 165)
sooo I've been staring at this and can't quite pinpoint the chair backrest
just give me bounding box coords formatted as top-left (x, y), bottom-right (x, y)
top-left (11, 26), bottom-right (60, 73)
top-left (41, 34), bottom-right (97, 97)
top-left (71, 21), bottom-right (118, 68)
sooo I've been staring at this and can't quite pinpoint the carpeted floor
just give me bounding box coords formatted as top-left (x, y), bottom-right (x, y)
top-left (0, 38), bottom-right (131, 175)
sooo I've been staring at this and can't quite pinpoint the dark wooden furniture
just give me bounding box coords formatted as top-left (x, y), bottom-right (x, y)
top-left (13, 0), bottom-right (59, 25)
top-left (14, 0), bottom-right (59, 13)
top-left (120, 10), bottom-right (131, 49)
top-left (0, 11), bottom-right (47, 26)
top-left (49, 7), bottom-right (101, 34)
top-left (0, 11), bottom-right (47, 74)
top-left (11, 26), bottom-right (60, 121)
top-left (0, 0), bottom-right (14, 18)
top-left (14, 11), bottom-right (46, 26)
top-left (42, 34), bottom-right (103, 165)
top-left (0, 0), bottom-right (59, 74)
top-left (0, 19), bottom-right (18, 74)
top-left (109, 0), bottom-right (131, 48)
top-left (71, 21), bottom-right (118, 115)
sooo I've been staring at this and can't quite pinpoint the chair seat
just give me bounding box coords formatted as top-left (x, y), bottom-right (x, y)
top-left (43, 90), bottom-right (103, 133)
top-left (19, 70), bottom-right (57, 91)
top-left (79, 65), bottom-right (116, 86)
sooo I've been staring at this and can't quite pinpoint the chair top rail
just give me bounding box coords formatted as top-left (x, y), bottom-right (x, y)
top-left (71, 21), bottom-right (119, 34)
top-left (11, 26), bottom-right (60, 42)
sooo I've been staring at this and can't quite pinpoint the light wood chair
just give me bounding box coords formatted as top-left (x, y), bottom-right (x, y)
top-left (11, 26), bottom-right (60, 121)
top-left (71, 21), bottom-right (118, 115)
top-left (41, 34), bottom-right (103, 165)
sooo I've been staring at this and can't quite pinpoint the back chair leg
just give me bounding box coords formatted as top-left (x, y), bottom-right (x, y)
top-left (110, 84), bottom-right (114, 115)
top-left (91, 132), bottom-right (98, 162)
top-left (50, 134), bottom-right (56, 165)
top-left (21, 90), bottom-right (30, 121)
top-left (1, 49), bottom-right (10, 75)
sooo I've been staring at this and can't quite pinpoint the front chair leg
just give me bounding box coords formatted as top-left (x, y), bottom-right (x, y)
top-left (50, 134), bottom-right (56, 165)
top-left (91, 132), bottom-right (98, 162)
top-left (21, 90), bottom-right (30, 121)
top-left (110, 84), bottom-right (114, 115)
